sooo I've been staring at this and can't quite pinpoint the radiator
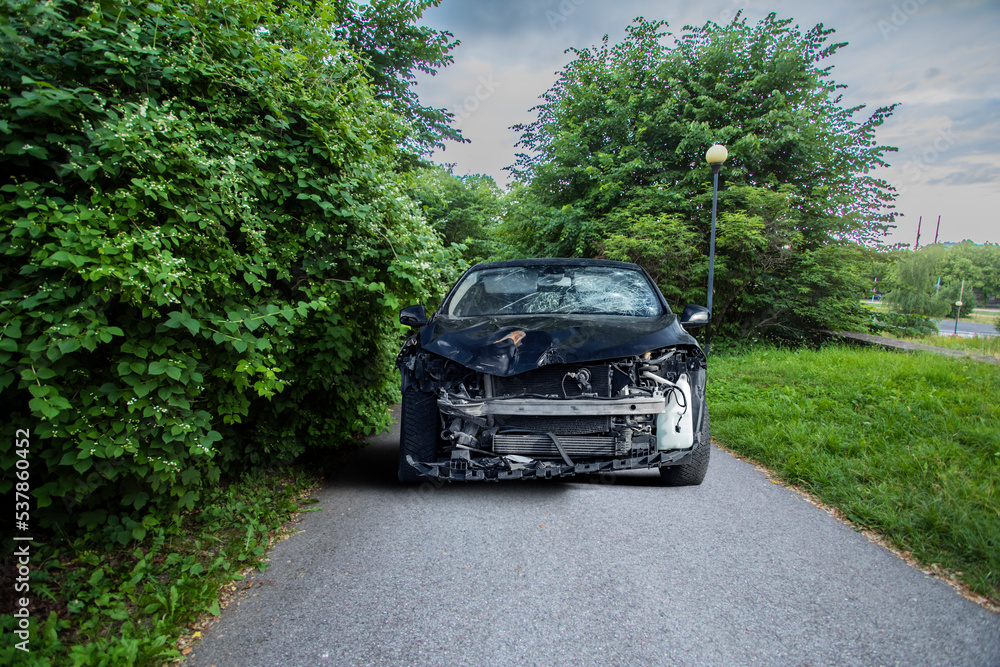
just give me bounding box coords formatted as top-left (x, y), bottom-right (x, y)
top-left (493, 434), bottom-right (617, 458)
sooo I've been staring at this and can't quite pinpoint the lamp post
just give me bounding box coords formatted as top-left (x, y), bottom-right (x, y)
top-left (953, 277), bottom-right (965, 336)
top-left (705, 143), bottom-right (728, 356)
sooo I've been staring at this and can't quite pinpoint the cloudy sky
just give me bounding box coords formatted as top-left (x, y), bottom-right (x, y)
top-left (410, 0), bottom-right (1000, 247)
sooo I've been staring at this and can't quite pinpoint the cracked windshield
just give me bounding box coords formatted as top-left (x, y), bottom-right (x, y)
top-left (447, 266), bottom-right (664, 317)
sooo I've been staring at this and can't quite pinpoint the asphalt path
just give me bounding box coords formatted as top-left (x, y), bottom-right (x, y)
top-left (935, 319), bottom-right (998, 338)
top-left (189, 419), bottom-right (1000, 667)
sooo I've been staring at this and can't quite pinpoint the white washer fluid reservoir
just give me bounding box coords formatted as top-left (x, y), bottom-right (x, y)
top-left (656, 373), bottom-right (694, 450)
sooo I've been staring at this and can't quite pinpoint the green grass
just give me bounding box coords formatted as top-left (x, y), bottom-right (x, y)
top-left (709, 345), bottom-right (1000, 602)
top-left (1, 466), bottom-right (323, 666)
top-left (908, 334), bottom-right (1000, 361)
top-left (938, 311), bottom-right (1000, 325)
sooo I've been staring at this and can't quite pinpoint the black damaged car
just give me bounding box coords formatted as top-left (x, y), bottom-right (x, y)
top-left (395, 258), bottom-right (712, 485)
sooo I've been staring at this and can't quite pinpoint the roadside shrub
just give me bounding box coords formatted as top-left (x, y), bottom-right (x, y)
top-left (0, 0), bottom-right (456, 542)
top-left (867, 309), bottom-right (937, 338)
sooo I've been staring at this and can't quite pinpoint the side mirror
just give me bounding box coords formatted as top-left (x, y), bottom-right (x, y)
top-left (680, 305), bottom-right (711, 329)
top-left (399, 304), bottom-right (428, 328)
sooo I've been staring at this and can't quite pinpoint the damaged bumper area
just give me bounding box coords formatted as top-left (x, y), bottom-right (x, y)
top-left (406, 448), bottom-right (697, 482)
top-left (400, 347), bottom-right (707, 483)
top-left (439, 394), bottom-right (667, 418)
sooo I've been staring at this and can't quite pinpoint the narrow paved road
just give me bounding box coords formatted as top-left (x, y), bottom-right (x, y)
top-left (189, 419), bottom-right (1000, 666)
top-left (934, 319), bottom-right (998, 338)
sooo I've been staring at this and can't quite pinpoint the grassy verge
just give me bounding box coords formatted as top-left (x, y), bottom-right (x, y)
top-left (708, 345), bottom-right (1000, 603)
top-left (1, 465), bottom-right (324, 666)
top-left (902, 334), bottom-right (1000, 361)
top-left (957, 310), bottom-right (999, 325)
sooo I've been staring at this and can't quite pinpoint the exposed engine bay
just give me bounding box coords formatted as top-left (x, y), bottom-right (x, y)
top-left (398, 341), bottom-right (707, 481)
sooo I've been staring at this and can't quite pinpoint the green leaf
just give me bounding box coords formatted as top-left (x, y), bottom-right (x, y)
top-left (107, 607), bottom-right (130, 621)
top-left (134, 382), bottom-right (156, 398)
top-left (28, 384), bottom-right (51, 398)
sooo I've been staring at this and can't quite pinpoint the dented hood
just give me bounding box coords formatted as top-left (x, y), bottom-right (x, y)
top-left (418, 313), bottom-right (699, 377)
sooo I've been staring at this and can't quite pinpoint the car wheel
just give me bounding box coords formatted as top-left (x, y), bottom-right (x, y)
top-left (398, 388), bottom-right (441, 483)
top-left (659, 406), bottom-right (711, 486)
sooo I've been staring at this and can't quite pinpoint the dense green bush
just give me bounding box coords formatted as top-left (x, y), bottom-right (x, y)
top-left (867, 308), bottom-right (938, 338)
top-left (0, 0), bottom-right (456, 542)
top-left (0, 466), bottom-right (321, 665)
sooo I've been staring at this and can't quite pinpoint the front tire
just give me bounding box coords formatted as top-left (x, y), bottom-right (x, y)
top-left (659, 406), bottom-right (711, 486)
top-left (398, 388), bottom-right (441, 483)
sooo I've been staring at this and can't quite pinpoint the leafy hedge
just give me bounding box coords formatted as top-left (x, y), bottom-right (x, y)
top-left (0, 0), bottom-right (456, 543)
top-left (866, 308), bottom-right (938, 338)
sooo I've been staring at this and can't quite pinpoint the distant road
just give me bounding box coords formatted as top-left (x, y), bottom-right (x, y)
top-left (934, 319), bottom-right (998, 338)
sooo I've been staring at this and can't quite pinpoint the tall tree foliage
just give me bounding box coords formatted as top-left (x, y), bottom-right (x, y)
top-left (0, 0), bottom-right (457, 541)
top-left (330, 0), bottom-right (465, 155)
top-left (934, 241), bottom-right (1000, 304)
top-left (886, 242), bottom-right (1000, 316)
top-left (409, 163), bottom-right (502, 261)
top-left (504, 14), bottom-right (898, 339)
top-left (885, 246), bottom-right (953, 317)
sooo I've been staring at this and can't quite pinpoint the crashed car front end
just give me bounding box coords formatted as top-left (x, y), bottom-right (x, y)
top-left (395, 259), bottom-right (711, 485)
top-left (399, 344), bottom-right (707, 481)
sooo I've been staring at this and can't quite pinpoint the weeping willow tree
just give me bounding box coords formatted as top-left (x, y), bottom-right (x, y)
top-left (884, 246), bottom-right (953, 316)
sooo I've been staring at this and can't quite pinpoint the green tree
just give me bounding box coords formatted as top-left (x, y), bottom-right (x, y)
top-left (329, 0), bottom-right (465, 155)
top-left (935, 241), bottom-right (1000, 306)
top-left (489, 181), bottom-right (596, 260)
top-left (859, 244), bottom-right (908, 300)
top-left (0, 0), bottom-right (457, 541)
top-left (885, 242), bottom-right (1000, 318)
top-left (507, 14), bottom-right (898, 339)
top-left (885, 246), bottom-right (952, 316)
top-left (410, 163), bottom-right (502, 260)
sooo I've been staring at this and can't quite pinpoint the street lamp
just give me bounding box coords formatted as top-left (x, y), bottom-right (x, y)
top-left (953, 277), bottom-right (965, 336)
top-left (705, 143), bottom-right (728, 356)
